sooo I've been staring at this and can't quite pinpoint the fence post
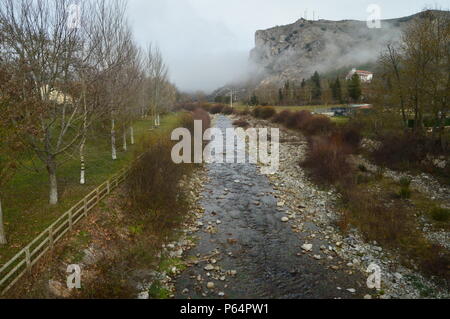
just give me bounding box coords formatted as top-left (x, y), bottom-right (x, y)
top-left (25, 247), bottom-right (31, 272)
top-left (107, 180), bottom-right (110, 194)
top-left (96, 187), bottom-right (100, 202)
top-left (49, 227), bottom-right (54, 250)
top-left (84, 197), bottom-right (88, 217)
top-left (69, 208), bottom-right (73, 231)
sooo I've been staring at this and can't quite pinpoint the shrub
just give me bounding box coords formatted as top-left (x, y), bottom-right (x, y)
top-left (430, 207), bottom-right (450, 222)
top-left (399, 177), bottom-right (412, 188)
top-left (302, 134), bottom-right (354, 184)
top-left (340, 124), bottom-right (362, 150)
top-left (372, 132), bottom-right (431, 170)
top-left (179, 102), bottom-right (197, 112)
top-left (398, 187), bottom-right (412, 199)
top-left (302, 115), bottom-right (335, 136)
top-left (192, 108), bottom-right (211, 131)
top-left (397, 177), bottom-right (412, 199)
top-left (358, 164), bottom-right (368, 172)
top-left (233, 120), bottom-right (250, 128)
top-left (253, 106), bottom-right (276, 119)
top-left (221, 106), bottom-right (234, 115)
top-left (272, 110), bottom-right (292, 124)
top-left (210, 104), bottom-right (224, 114)
top-left (285, 110), bottom-right (313, 129)
top-left (238, 108), bottom-right (252, 116)
top-left (198, 103), bottom-right (211, 112)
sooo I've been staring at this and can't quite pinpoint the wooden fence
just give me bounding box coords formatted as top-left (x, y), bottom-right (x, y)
top-left (0, 156), bottom-right (143, 295)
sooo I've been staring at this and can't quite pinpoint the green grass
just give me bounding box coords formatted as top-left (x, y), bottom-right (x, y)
top-left (331, 117), bottom-right (350, 125)
top-left (234, 104), bottom-right (346, 113)
top-left (0, 114), bottom-right (182, 265)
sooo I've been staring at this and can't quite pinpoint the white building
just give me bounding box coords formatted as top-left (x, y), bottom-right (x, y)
top-left (346, 68), bottom-right (374, 83)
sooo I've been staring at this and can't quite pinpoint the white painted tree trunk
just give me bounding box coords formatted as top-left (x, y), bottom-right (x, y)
top-left (48, 161), bottom-right (58, 205)
top-left (80, 151), bottom-right (86, 185)
top-left (80, 88), bottom-right (87, 185)
top-left (111, 119), bottom-right (117, 160)
top-left (123, 129), bottom-right (128, 151)
top-left (130, 126), bottom-right (135, 145)
top-left (0, 197), bottom-right (7, 245)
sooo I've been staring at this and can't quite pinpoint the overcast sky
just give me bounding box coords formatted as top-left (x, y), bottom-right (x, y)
top-left (128, 0), bottom-right (449, 93)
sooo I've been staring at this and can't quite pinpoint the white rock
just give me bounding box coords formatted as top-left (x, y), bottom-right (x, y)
top-left (207, 282), bottom-right (215, 289)
top-left (347, 288), bottom-right (356, 293)
top-left (281, 217), bottom-right (289, 222)
top-left (302, 244), bottom-right (313, 252)
top-left (204, 264), bottom-right (215, 271)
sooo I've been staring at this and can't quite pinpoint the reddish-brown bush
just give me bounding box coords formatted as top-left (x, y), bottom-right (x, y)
top-left (371, 132), bottom-right (431, 170)
top-left (302, 134), bottom-right (354, 184)
top-left (221, 106), bottom-right (234, 115)
top-left (198, 103), bottom-right (211, 112)
top-left (272, 110), bottom-right (292, 124)
top-left (253, 106), bottom-right (276, 119)
top-left (285, 110), bottom-right (313, 129)
top-left (192, 108), bottom-right (211, 131)
top-left (340, 125), bottom-right (362, 151)
top-left (210, 104), bottom-right (224, 114)
top-left (233, 119), bottom-right (250, 128)
top-left (302, 115), bottom-right (335, 136)
top-left (238, 108), bottom-right (252, 116)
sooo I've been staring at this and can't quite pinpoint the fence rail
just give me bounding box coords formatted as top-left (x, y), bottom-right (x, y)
top-left (0, 155), bottom-right (143, 295)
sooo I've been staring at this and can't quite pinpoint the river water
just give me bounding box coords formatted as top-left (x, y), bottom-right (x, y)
top-left (175, 116), bottom-right (369, 299)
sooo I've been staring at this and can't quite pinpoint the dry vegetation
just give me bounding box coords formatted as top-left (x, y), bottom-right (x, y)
top-left (236, 96), bottom-right (449, 287)
top-left (6, 111), bottom-right (210, 298)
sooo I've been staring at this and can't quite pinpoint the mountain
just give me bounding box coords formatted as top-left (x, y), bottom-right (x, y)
top-left (249, 10), bottom-right (449, 87)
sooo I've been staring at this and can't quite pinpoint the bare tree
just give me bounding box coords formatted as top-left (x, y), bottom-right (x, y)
top-left (378, 9), bottom-right (449, 147)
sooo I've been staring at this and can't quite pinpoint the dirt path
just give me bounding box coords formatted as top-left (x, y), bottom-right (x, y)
top-left (175, 116), bottom-right (370, 299)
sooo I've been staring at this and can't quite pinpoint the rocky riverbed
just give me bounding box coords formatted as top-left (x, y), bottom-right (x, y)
top-left (163, 115), bottom-right (449, 300)
top-left (241, 115), bottom-right (449, 299)
top-left (171, 115), bottom-right (373, 299)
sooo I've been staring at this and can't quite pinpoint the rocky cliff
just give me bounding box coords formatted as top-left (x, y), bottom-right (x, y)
top-left (249, 10), bottom-right (447, 86)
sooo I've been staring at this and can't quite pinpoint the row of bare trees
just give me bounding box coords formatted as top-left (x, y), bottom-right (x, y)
top-left (377, 10), bottom-right (449, 148)
top-left (0, 0), bottom-right (177, 244)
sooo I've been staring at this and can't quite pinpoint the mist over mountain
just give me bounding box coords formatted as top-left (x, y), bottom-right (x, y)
top-left (235, 10), bottom-right (448, 89)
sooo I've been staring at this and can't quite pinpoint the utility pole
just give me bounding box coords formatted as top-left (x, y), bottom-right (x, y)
top-left (229, 89), bottom-right (234, 108)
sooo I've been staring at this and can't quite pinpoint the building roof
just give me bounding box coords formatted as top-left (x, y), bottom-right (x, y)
top-left (355, 70), bottom-right (373, 75)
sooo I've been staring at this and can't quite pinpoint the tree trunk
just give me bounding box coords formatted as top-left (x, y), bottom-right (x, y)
top-left (123, 129), bottom-right (128, 151)
top-left (111, 118), bottom-right (117, 160)
top-left (80, 145), bottom-right (86, 185)
top-left (0, 197), bottom-right (7, 245)
top-left (47, 158), bottom-right (58, 205)
top-left (80, 84), bottom-right (87, 185)
top-left (130, 126), bottom-right (135, 145)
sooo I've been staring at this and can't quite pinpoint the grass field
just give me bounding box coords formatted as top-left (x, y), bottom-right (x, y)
top-left (234, 104), bottom-right (350, 125)
top-left (234, 104), bottom-right (347, 113)
top-left (0, 113), bottom-right (183, 265)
